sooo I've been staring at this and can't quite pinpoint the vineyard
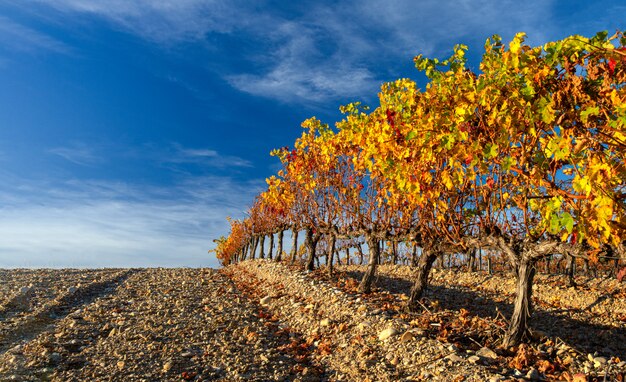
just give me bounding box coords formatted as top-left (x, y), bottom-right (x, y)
top-left (215, 28), bottom-right (626, 363)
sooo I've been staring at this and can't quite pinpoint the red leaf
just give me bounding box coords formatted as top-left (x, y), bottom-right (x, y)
top-left (609, 59), bottom-right (617, 75)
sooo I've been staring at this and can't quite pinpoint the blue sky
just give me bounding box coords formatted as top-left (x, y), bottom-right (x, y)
top-left (0, 1), bottom-right (623, 268)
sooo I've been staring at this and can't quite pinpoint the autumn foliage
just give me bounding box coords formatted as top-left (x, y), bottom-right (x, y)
top-left (214, 31), bottom-right (626, 346)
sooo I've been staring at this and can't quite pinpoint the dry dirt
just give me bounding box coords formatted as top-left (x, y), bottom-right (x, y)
top-left (0, 261), bottom-right (624, 381)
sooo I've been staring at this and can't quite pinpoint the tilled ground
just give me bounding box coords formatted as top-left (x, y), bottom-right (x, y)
top-left (0, 262), bottom-right (624, 382)
top-left (0, 268), bottom-right (317, 381)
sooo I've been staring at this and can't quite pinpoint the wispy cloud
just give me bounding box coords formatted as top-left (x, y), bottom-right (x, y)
top-left (48, 141), bottom-right (102, 166)
top-left (30, 0), bottom-right (243, 44)
top-left (22, 0), bottom-right (618, 105)
top-left (24, 0), bottom-right (558, 103)
top-left (47, 141), bottom-right (252, 169)
top-left (0, 16), bottom-right (71, 54)
top-left (228, 0), bottom-right (556, 102)
top-left (226, 21), bottom-right (379, 103)
top-left (0, 175), bottom-right (264, 268)
top-left (167, 143), bottom-right (252, 169)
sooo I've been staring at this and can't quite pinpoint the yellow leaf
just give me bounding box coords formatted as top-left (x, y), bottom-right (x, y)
top-left (572, 175), bottom-right (591, 196)
top-left (442, 170), bottom-right (453, 190)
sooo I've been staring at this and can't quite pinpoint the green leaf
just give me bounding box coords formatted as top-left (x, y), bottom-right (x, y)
top-left (548, 214), bottom-right (560, 234)
top-left (441, 135), bottom-right (456, 150)
top-left (540, 98), bottom-right (556, 124)
top-left (502, 156), bottom-right (514, 172)
top-left (483, 143), bottom-right (498, 159)
top-left (591, 31), bottom-right (608, 44)
top-left (581, 106), bottom-right (600, 124)
top-left (561, 212), bottom-right (574, 234)
top-left (521, 83), bottom-right (535, 99)
top-left (406, 131), bottom-right (418, 141)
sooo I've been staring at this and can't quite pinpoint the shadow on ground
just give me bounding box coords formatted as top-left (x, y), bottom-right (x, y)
top-left (341, 269), bottom-right (625, 358)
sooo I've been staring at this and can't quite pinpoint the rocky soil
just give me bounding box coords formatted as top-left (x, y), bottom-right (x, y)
top-left (0, 262), bottom-right (624, 381)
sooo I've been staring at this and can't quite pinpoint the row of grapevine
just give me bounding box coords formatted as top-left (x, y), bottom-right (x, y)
top-left (214, 31), bottom-right (626, 347)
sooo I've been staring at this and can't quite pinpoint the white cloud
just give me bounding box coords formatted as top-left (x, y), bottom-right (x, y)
top-left (47, 141), bottom-right (252, 169)
top-left (227, 0), bottom-right (556, 102)
top-left (30, 0), bottom-right (244, 44)
top-left (180, 148), bottom-right (219, 158)
top-left (0, 16), bottom-right (71, 54)
top-left (0, 176), bottom-right (264, 268)
top-left (228, 63), bottom-right (377, 103)
top-left (49, 142), bottom-right (102, 166)
top-left (167, 143), bottom-right (253, 168)
top-left (17, 0), bottom-right (574, 103)
top-left (353, 0), bottom-right (555, 50)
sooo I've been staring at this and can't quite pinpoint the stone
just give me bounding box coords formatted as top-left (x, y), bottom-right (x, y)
top-left (357, 322), bottom-right (370, 331)
top-left (526, 368), bottom-right (540, 380)
top-left (593, 356), bottom-right (607, 366)
top-left (19, 286), bottom-right (33, 295)
top-left (8, 345), bottom-right (22, 354)
top-left (477, 347), bottom-right (498, 359)
top-left (67, 286), bottom-right (77, 294)
top-left (163, 361), bottom-right (173, 372)
top-left (49, 353), bottom-right (62, 365)
top-left (468, 356), bottom-right (481, 364)
top-left (445, 354), bottom-right (463, 363)
top-left (260, 296), bottom-right (272, 305)
top-left (400, 331), bottom-right (414, 342)
top-left (378, 327), bottom-right (398, 341)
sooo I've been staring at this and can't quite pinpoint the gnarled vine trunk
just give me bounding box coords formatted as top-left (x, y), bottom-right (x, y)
top-left (305, 229), bottom-right (320, 271)
top-left (250, 236), bottom-right (258, 260)
top-left (467, 248), bottom-right (476, 272)
top-left (357, 243), bottom-right (364, 265)
top-left (290, 229), bottom-right (299, 263)
top-left (327, 235), bottom-right (336, 276)
top-left (259, 235), bottom-right (266, 259)
top-left (268, 233), bottom-right (274, 260)
top-left (407, 249), bottom-right (438, 311)
top-left (276, 230), bottom-right (284, 261)
top-left (503, 258), bottom-right (536, 347)
top-left (358, 236), bottom-right (379, 293)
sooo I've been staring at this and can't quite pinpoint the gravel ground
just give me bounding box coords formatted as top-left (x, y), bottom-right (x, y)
top-left (0, 262), bottom-right (624, 381)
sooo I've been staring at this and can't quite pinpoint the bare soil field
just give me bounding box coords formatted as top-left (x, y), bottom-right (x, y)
top-left (0, 261), bottom-right (624, 381)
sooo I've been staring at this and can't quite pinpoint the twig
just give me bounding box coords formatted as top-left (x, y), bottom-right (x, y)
top-left (494, 307), bottom-right (509, 324)
top-left (467, 336), bottom-right (483, 348)
top-left (417, 300), bottom-right (432, 314)
top-left (554, 336), bottom-right (584, 355)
